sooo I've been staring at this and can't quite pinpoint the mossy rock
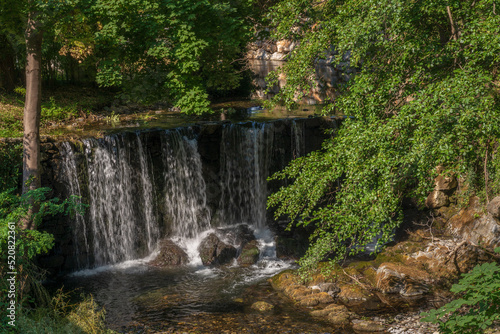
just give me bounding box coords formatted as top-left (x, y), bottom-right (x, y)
top-left (238, 240), bottom-right (260, 266)
top-left (270, 269), bottom-right (301, 291)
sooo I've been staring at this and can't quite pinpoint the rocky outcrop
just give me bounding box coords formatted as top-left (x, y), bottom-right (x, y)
top-left (446, 197), bottom-right (500, 250)
top-left (487, 196), bottom-right (500, 218)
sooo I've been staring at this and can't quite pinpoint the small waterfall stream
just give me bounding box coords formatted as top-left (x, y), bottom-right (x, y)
top-left (53, 118), bottom-right (336, 332)
top-left (57, 119), bottom-right (327, 270)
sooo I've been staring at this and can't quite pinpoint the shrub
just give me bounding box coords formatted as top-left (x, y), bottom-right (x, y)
top-left (421, 247), bottom-right (500, 333)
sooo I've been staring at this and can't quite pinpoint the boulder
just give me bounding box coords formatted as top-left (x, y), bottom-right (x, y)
top-left (198, 233), bottom-right (237, 266)
top-left (434, 174), bottom-right (458, 191)
top-left (238, 240), bottom-right (260, 265)
top-left (216, 224), bottom-right (255, 247)
top-left (375, 263), bottom-right (430, 296)
top-left (296, 292), bottom-right (334, 306)
top-left (425, 190), bottom-right (449, 209)
top-left (487, 196), bottom-right (500, 218)
top-left (150, 239), bottom-right (188, 266)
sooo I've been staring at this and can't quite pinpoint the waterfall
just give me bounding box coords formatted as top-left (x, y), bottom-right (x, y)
top-left (57, 119), bottom-right (322, 270)
top-left (60, 142), bottom-right (90, 269)
top-left (136, 133), bottom-right (159, 253)
top-left (161, 129), bottom-right (210, 238)
top-left (84, 136), bottom-right (141, 266)
top-left (218, 122), bottom-right (273, 227)
top-left (291, 120), bottom-right (305, 158)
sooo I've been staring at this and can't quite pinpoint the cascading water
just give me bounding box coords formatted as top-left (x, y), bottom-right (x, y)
top-left (58, 119), bottom-right (323, 270)
top-left (161, 129), bottom-right (210, 238)
top-left (83, 135), bottom-right (157, 266)
top-left (217, 122), bottom-right (273, 228)
top-left (60, 142), bottom-right (90, 269)
top-left (55, 119), bottom-right (334, 332)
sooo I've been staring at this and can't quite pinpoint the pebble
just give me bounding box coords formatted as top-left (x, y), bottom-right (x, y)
top-left (385, 309), bottom-right (439, 334)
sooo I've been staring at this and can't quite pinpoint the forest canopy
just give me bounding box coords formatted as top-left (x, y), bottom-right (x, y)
top-left (267, 0), bottom-right (500, 269)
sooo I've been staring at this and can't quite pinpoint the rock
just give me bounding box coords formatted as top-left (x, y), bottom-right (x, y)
top-left (351, 319), bottom-right (386, 333)
top-left (425, 190), bottom-right (450, 209)
top-left (447, 197), bottom-right (500, 249)
top-left (376, 263), bottom-right (430, 296)
top-left (337, 283), bottom-right (375, 307)
top-left (434, 174), bottom-right (458, 191)
top-left (198, 233), bottom-right (237, 266)
top-left (487, 196), bottom-right (500, 218)
top-left (251, 301), bottom-right (274, 312)
top-left (310, 304), bottom-right (348, 318)
top-left (150, 239), bottom-right (188, 266)
top-left (238, 240), bottom-right (260, 265)
top-left (317, 282), bottom-right (341, 296)
top-left (270, 52), bottom-right (286, 60)
top-left (327, 311), bottom-right (351, 327)
top-left (216, 224), bottom-right (255, 248)
top-left (296, 292), bottom-right (334, 306)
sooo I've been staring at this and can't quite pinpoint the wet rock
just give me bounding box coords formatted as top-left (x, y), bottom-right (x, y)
top-left (198, 233), bottom-right (237, 266)
top-left (150, 239), bottom-right (188, 266)
top-left (216, 224), bottom-right (255, 247)
top-left (251, 301), bottom-right (274, 312)
top-left (351, 319), bottom-right (386, 333)
top-left (238, 240), bottom-right (260, 265)
top-left (337, 283), bottom-right (376, 307)
top-left (425, 190), bottom-right (449, 209)
top-left (487, 196), bottom-right (500, 218)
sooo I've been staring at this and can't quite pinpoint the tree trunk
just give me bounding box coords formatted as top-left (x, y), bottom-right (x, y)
top-left (22, 10), bottom-right (43, 229)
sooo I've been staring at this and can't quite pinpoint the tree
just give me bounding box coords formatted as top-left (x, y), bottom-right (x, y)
top-left (267, 0), bottom-right (500, 270)
top-left (91, 0), bottom-right (254, 112)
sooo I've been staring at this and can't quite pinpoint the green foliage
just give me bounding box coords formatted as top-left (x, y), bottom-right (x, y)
top-left (91, 0), bottom-right (254, 113)
top-left (421, 248), bottom-right (500, 333)
top-left (41, 97), bottom-right (79, 122)
top-left (15, 290), bottom-right (116, 334)
top-left (267, 0), bottom-right (500, 270)
top-left (0, 142), bottom-right (22, 191)
top-left (0, 187), bottom-right (86, 319)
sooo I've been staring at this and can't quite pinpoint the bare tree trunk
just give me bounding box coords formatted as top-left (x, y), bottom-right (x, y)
top-left (22, 9), bottom-right (43, 229)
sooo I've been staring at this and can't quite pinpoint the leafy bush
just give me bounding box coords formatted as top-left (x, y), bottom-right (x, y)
top-left (266, 0), bottom-right (500, 271)
top-left (16, 290), bottom-right (116, 334)
top-left (0, 187), bottom-right (85, 323)
top-left (41, 97), bottom-right (79, 122)
top-left (421, 248), bottom-right (500, 333)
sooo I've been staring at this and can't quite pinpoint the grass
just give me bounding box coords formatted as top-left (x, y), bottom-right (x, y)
top-left (0, 86), bottom-right (116, 138)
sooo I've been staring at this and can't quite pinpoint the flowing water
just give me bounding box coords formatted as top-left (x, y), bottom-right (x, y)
top-left (56, 119), bottom-right (341, 333)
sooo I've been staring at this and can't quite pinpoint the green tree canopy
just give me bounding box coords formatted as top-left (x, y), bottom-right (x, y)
top-left (267, 0), bottom-right (500, 270)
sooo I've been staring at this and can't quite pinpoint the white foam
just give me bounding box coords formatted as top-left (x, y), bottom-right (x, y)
top-left (69, 251), bottom-right (159, 277)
